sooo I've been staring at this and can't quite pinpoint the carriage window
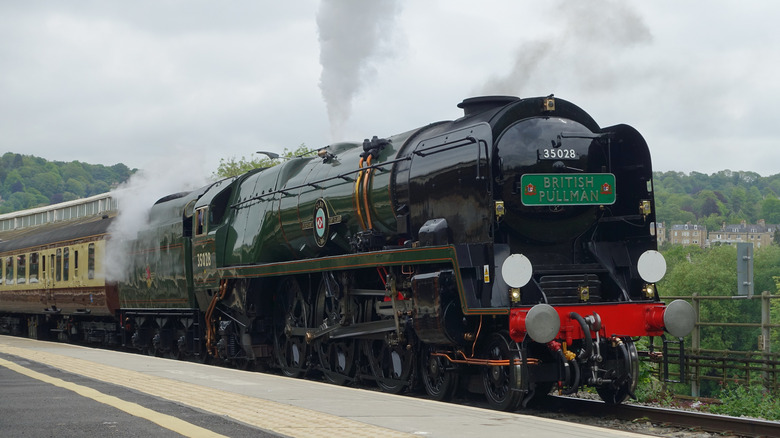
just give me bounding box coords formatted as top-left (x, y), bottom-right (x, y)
top-left (30, 253), bottom-right (39, 283)
top-left (0, 260), bottom-right (4, 285)
top-left (63, 247), bottom-right (70, 281)
top-left (16, 254), bottom-right (26, 284)
top-left (74, 250), bottom-right (79, 278)
top-left (5, 257), bottom-right (14, 285)
top-left (88, 244), bottom-right (95, 280)
top-left (56, 249), bottom-right (62, 282)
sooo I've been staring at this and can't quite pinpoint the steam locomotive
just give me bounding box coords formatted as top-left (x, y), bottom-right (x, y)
top-left (0, 95), bottom-right (695, 410)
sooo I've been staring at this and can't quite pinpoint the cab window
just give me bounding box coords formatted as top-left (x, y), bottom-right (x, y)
top-left (195, 208), bottom-right (207, 236)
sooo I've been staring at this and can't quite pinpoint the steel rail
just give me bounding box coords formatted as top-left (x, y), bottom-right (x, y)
top-left (542, 396), bottom-right (780, 438)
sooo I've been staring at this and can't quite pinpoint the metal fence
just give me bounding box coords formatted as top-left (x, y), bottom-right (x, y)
top-left (642, 292), bottom-right (780, 397)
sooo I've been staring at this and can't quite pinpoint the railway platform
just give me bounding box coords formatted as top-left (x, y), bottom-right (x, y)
top-left (0, 335), bottom-right (649, 437)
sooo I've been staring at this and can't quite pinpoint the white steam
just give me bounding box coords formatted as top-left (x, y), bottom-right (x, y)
top-left (105, 150), bottom-right (210, 282)
top-left (479, 0), bottom-right (652, 96)
top-left (317, 0), bottom-right (401, 140)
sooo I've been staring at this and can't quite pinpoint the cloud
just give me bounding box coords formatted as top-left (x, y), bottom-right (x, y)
top-left (1, 1), bottom-right (780, 177)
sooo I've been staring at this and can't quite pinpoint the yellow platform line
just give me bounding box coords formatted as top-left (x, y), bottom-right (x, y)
top-left (0, 343), bottom-right (413, 438)
top-left (0, 356), bottom-right (228, 438)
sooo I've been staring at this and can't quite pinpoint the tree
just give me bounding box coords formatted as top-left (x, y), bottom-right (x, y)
top-left (28, 171), bottom-right (63, 199)
top-left (61, 161), bottom-right (90, 183)
top-left (656, 193), bottom-right (696, 224)
top-left (4, 169), bottom-right (24, 193)
top-left (0, 153), bottom-right (136, 213)
top-left (761, 196), bottom-right (780, 224)
top-left (696, 190), bottom-right (723, 217)
top-left (730, 187), bottom-right (748, 218)
top-left (213, 144), bottom-right (311, 179)
top-left (11, 153), bottom-right (23, 168)
top-left (754, 245), bottom-right (780, 295)
top-left (659, 245), bottom-right (760, 353)
top-left (65, 178), bottom-right (86, 198)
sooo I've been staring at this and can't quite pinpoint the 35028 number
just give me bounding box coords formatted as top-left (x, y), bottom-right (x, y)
top-left (196, 252), bottom-right (212, 268)
top-left (540, 148), bottom-right (577, 160)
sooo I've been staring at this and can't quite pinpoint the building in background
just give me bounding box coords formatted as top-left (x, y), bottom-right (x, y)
top-left (655, 221), bottom-right (667, 246)
top-left (708, 219), bottom-right (777, 248)
top-left (669, 222), bottom-right (707, 248)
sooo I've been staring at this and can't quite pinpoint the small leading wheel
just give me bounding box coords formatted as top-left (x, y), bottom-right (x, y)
top-left (596, 337), bottom-right (639, 404)
top-left (273, 277), bottom-right (310, 378)
top-left (482, 332), bottom-right (523, 411)
top-left (420, 345), bottom-right (459, 401)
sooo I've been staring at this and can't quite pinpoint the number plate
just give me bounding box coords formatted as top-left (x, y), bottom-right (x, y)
top-left (520, 173), bottom-right (616, 206)
top-left (539, 148), bottom-right (578, 160)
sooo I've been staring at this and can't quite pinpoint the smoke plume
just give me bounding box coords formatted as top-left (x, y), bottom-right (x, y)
top-left (104, 149), bottom-right (210, 282)
top-left (480, 0), bottom-right (652, 96)
top-left (317, 0), bottom-right (401, 140)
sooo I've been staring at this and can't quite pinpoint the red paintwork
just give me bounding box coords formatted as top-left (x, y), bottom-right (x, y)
top-left (509, 302), bottom-right (667, 343)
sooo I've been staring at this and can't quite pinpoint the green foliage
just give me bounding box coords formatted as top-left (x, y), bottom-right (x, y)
top-left (658, 245), bottom-right (774, 353)
top-left (653, 170), bottom-right (780, 226)
top-left (0, 152), bottom-right (134, 213)
top-left (710, 385), bottom-right (780, 420)
top-left (772, 277), bottom-right (780, 350)
top-left (762, 196), bottom-right (780, 223)
top-left (213, 144), bottom-right (311, 179)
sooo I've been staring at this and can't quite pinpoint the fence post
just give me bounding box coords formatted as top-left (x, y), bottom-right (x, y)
top-left (761, 291), bottom-right (771, 388)
top-left (691, 293), bottom-right (700, 397)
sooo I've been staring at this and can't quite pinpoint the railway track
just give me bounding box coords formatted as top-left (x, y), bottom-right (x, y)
top-left (537, 395), bottom-right (780, 437)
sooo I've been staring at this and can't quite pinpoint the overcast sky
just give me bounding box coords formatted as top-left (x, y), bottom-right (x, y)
top-left (2, 1), bottom-right (779, 179)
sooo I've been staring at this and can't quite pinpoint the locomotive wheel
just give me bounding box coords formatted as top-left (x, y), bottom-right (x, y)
top-left (167, 335), bottom-right (184, 360)
top-left (317, 340), bottom-right (356, 385)
top-left (482, 332), bottom-right (522, 411)
top-left (233, 357), bottom-right (255, 371)
top-left (273, 277), bottom-right (310, 378)
top-left (166, 348), bottom-right (181, 360)
top-left (420, 345), bottom-right (459, 401)
top-left (596, 337), bottom-right (638, 404)
top-left (314, 277), bottom-right (357, 385)
top-left (366, 338), bottom-right (415, 394)
top-left (147, 329), bottom-right (163, 357)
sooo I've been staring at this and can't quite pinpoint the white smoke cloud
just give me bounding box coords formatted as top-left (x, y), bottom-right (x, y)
top-left (317, 0), bottom-right (401, 140)
top-left (479, 0), bottom-right (652, 96)
top-left (105, 148), bottom-right (210, 282)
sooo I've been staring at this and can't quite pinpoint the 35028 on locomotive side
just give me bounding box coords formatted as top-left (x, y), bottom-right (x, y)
top-left (0, 95), bottom-right (695, 411)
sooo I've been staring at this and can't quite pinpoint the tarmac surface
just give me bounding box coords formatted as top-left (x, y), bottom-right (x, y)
top-left (0, 335), bottom-right (652, 437)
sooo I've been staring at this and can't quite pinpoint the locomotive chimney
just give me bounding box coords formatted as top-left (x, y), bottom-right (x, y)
top-left (457, 96), bottom-right (519, 117)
